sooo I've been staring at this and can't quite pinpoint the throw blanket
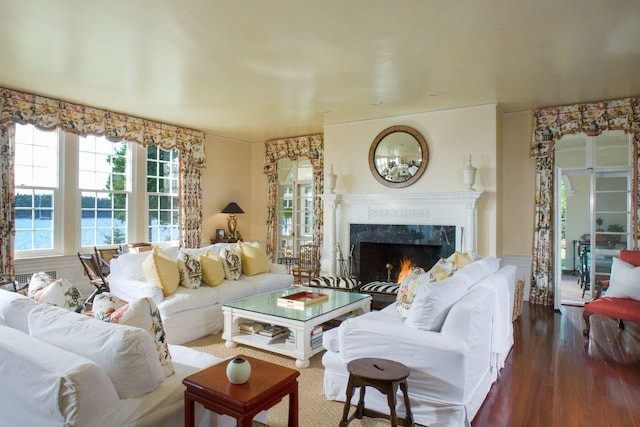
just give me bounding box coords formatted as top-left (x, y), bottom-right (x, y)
top-left (473, 276), bottom-right (513, 371)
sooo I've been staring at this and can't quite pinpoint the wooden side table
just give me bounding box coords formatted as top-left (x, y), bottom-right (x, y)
top-left (183, 355), bottom-right (300, 427)
top-left (340, 357), bottom-right (413, 427)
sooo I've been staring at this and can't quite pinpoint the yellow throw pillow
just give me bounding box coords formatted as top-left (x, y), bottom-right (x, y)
top-left (238, 241), bottom-right (271, 276)
top-left (142, 246), bottom-right (180, 296)
top-left (199, 251), bottom-right (226, 286)
top-left (427, 259), bottom-right (454, 282)
top-left (447, 251), bottom-right (473, 270)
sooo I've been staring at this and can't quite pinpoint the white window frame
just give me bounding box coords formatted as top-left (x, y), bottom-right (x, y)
top-left (13, 124), bottom-right (181, 259)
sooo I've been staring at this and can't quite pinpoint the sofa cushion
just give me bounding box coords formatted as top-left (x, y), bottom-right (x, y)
top-left (220, 246), bottom-right (242, 280)
top-left (142, 246), bottom-right (180, 296)
top-left (28, 303), bottom-right (165, 399)
top-left (607, 257), bottom-right (640, 300)
top-left (92, 293), bottom-right (175, 377)
top-left (200, 251), bottom-right (226, 286)
top-left (158, 285), bottom-right (222, 316)
top-left (177, 248), bottom-right (206, 289)
top-left (238, 241), bottom-right (271, 276)
top-left (405, 273), bottom-right (469, 331)
top-left (0, 324), bottom-right (120, 426)
top-left (110, 251), bottom-right (153, 281)
top-left (0, 291), bottom-right (39, 333)
top-left (30, 277), bottom-right (84, 313)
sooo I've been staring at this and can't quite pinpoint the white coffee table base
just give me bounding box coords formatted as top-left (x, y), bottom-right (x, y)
top-left (222, 297), bottom-right (370, 368)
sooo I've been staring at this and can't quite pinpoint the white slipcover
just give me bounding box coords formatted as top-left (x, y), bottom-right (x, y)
top-left (109, 243), bottom-right (294, 344)
top-left (322, 261), bottom-right (516, 427)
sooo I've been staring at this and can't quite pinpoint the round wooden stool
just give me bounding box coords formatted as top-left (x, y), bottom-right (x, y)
top-left (339, 357), bottom-right (413, 427)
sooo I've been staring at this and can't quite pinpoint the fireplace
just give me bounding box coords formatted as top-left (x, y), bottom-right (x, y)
top-left (321, 191), bottom-right (482, 277)
top-left (349, 224), bottom-right (455, 283)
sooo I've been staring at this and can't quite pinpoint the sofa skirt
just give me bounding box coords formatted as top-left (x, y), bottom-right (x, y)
top-left (321, 350), bottom-right (493, 427)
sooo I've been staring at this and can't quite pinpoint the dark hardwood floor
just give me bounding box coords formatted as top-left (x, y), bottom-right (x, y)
top-left (472, 303), bottom-right (640, 427)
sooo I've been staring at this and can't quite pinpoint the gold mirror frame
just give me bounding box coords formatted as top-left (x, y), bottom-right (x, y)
top-left (368, 125), bottom-right (429, 188)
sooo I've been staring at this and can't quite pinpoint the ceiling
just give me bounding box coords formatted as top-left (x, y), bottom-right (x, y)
top-left (1, 1), bottom-right (639, 143)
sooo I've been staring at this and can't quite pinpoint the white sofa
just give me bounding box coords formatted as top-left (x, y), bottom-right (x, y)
top-left (109, 243), bottom-right (294, 344)
top-left (322, 258), bottom-right (516, 427)
top-left (0, 289), bottom-right (267, 427)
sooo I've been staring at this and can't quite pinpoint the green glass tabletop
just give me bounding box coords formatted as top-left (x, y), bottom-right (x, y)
top-left (223, 286), bottom-right (370, 322)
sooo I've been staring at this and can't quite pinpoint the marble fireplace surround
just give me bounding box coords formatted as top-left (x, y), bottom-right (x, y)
top-left (321, 191), bottom-right (483, 276)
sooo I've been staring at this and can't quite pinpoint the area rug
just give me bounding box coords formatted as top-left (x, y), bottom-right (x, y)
top-left (186, 333), bottom-right (404, 427)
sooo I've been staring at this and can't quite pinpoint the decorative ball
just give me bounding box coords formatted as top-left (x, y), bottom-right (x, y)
top-left (226, 357), bottom-right (251, 384)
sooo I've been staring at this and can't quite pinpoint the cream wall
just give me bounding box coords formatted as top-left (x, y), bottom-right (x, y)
top-left (200, 135), bottom-right (253, 245)
top-left (200, 105), bottom-right (540, 263)
top-left (323, 104), bottom-right (500, 257)
top-left (249, 142), bottom-right (269, 244)
top-left (501, 112), bottom-right (536, 256)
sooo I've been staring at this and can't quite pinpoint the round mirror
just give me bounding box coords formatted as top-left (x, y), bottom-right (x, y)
top-left (368, 125), bottom-right (429, 188)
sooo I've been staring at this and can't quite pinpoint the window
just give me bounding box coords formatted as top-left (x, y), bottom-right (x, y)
top-left (146, 146), bottom-right (179, 243)
top-left (276, 158), bottom-right (314, 258)
top-left (78, 136), bottom-right (129, 246)
top-left (14, 124), bottom-right (59, 252)
top-left (13, 123), bottom-right (183, 257)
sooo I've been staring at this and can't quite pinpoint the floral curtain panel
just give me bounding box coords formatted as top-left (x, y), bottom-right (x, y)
top-left (0, 124), bottom-right (15, 279)
top-left (263, 134), bottom-right (324, 260)
top-left (530, 96), bottom-right (640, 306)
top-left (0, 88), bottom-right (206, 278)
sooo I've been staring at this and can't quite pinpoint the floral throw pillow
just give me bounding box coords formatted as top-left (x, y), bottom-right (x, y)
top-left (395, 268), bottom-right (428, 318)
top-left (28, 271), bottom-right (56, 297)
top-left (427, 259), bottom-right (455, 282)
top-left (93, 293), bottom-right (175, 377)
top-left (29, 273), bottom-right (83, 313)
top-left (219, 247), bottom-right (242, 281)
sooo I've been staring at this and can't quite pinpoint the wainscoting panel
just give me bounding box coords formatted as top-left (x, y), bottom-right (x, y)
top-left (502, 254), bottom-right (532, 302)
top-left (14, 255), bottom-right (93, 296)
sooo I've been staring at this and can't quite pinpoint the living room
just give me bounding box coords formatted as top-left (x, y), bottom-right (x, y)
top-left (1, 1), bottom-right (640, 426)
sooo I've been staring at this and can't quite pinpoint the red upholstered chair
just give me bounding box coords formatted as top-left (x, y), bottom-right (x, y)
top-left (583, 249), bottom-right (640, 337)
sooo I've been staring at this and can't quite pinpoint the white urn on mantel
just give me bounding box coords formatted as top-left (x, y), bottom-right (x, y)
top-left (325, 164), bottom-right (337, 194)
top-left (463, 155), bottom-right (477, 191)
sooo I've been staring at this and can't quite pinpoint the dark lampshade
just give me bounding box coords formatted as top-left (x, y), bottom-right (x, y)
top-left (221, 202), bottom-right (244, 214)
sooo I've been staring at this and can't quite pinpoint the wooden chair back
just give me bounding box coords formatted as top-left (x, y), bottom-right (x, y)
top-left (291, 244), bottom-right (320, 285)
top-left (77, 253), bottom-right (109, 289)
top-left (94, 246), bottom-right (121, 275)
top-left (298, 244), bottom-right (320, 270)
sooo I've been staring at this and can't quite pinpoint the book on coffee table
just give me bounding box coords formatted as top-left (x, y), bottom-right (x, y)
top-left (277, 291), bottom-right (329, 310)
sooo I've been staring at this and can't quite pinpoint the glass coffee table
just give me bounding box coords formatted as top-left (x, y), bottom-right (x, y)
top-left (222, 287), bottom-right (371, 368)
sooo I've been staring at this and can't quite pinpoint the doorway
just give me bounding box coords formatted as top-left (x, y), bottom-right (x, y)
top-left (555, 131), bottom-right (632, 306)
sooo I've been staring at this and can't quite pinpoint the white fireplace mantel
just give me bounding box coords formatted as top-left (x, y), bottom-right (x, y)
top-left (321, 191), bottom-right (482, 275)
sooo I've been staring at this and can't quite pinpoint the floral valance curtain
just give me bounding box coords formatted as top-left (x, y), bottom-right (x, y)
top-left (263, 134), bottom-right (324, 260)
top-left (0, 88), bottom-right (206, 279)
top-left (530, 96), bottom-right (640, 306)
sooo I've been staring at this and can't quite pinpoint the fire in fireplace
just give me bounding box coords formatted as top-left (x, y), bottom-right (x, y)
top-left (359, 242), bottom-right (443, 284)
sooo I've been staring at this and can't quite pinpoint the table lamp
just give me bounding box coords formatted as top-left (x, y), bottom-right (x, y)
top-left (221, 202), bottom-right (244, 238)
